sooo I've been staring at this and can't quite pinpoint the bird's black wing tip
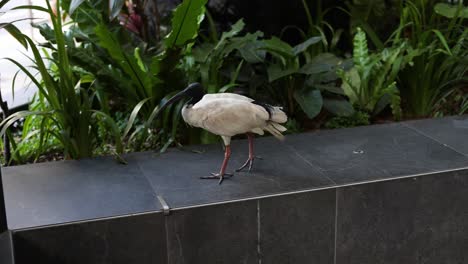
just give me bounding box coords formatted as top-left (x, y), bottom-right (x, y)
top-left (251, 100), bottom-right (273, 119)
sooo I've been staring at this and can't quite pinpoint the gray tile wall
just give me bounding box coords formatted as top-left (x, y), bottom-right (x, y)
top-left (12, 212), bottom-right (167, 264)
top-left (336, 169), bottom-right (468, 264)
top-left (0, 231), bottom-right (14, 264)
top-left (0, 170), bottom-right (6, 233)
top-left (8, 169), bottom-right (468, 264)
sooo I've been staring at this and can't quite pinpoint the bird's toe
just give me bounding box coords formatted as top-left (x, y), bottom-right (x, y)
top-left (200, 173), bottom-right (234, 184)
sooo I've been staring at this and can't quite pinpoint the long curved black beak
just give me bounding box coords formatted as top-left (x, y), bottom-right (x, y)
top-left (151, 89), bottom-right (187, 122)
top-left (160, 90), bottom-right (186, 110)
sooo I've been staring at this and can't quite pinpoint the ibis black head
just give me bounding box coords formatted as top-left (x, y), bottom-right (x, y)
top-left (183, 82), bottom-right (204, 101)
top-left (157, 83), bottom-right (205, 116)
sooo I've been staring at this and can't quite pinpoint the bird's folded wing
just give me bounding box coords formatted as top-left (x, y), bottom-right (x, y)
top-left (194, 99), bottom-right (270, 136)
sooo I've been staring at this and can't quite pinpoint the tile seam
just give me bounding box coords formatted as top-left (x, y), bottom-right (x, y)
top-left (333, 189), bottom-right (338, 264)
top-left (165, 217), bottom-right (170, 264)
top-left (257, 200), bottom-right (262, 264)
top-left (401, 123), bottom-right (468, 158)
top-left (284, 144), bottom-right (338, 185)
top-left (9, 231), bottom-right (16, 264)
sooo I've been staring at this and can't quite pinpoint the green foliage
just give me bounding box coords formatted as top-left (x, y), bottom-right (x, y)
top-left (192, 19), bottom-right (264, 93)
top-left (64, 0), bottom-right (208, 149)
top-left (300, 0), bottom-right (344, 55)
top-left (460, 95), bottom-right (468, 115)
top-left (434, 2), bottom-right (468, 19)
top-left (1, 0), bottom-right (123, 159)
top-left (337, 27), bottom-right (406, 119)
top-left (392, 1), bottom-right (468, 117)
top-left (10, 94), bottom-right (62, 164)
top-left (324, 110), bottom-right (370, 129)
top-left (262, 35), bottom-right (351, 120)
top-left (342, 0), bottom-right (400, 49)
top-left (164, 0), bottom-right (208, 47)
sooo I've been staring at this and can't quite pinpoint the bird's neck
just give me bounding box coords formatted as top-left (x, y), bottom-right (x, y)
top-left (189, 92), bottom-right (204, 105)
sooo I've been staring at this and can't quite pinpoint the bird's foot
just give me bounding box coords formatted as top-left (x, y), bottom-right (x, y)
top-left (236, 156), bottom-right (261, 172)
top-left (200, 173), bottom-right (233, 184)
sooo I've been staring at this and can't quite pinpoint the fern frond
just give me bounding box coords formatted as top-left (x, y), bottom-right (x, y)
top-left (353, 27), bottom-right (371, 71)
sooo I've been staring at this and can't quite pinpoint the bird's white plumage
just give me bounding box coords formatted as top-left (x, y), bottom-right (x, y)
top-left (181, 93), bottom-right (287, 141)
top-left (202, 93), bottom-right (253, 102)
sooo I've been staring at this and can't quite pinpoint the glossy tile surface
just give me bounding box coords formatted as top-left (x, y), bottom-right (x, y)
top-left (336, 169), bottom-right (468, 264)
top-left (2, 155), bottom-right (161, 229)
top-left (166, 200), bottom-right (258, 264)
top-left (285, 123), bottom-right (468, 184)
top-left (0, 231), bottom-right (13, 264)
top-left (259, 189), bottom-right (335, 264)
top-left (404, 115), bottom-right (468, 156)
top-left (135, 136), bottom-right (333, 208)
top-left (12, 212), bottom-right (167, 264)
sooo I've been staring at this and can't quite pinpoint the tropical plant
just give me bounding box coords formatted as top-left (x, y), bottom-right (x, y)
top-left (191, 19), bottom-right (265, 94)
top-left (0, 0), bottom-right (123, 159)
top-left (460, 95), bottom-right (468, 115)
top-left (341, 0), bottom-right (402, 49)
top-left (392, 1), bottom-right (468, 117)
top-left (63, 0), bottom-right (208, 149)
top-left (324, 110), bottom-right (370, 129)
top-left (299, 0), bottom-right (344, 55)
top-left (261, 34), bottom-right (355, 120)
top-left (337, 27), bottom-right (408, 120)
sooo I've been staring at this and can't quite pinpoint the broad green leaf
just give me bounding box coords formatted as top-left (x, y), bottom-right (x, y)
top-left (300, 62), bottom-right (333, 75)
top-left (164, 0), bottom-right (208, 48)
top-left (432, 30), bottom-right (452, 56)
top-left (261, 37), bottom-right (295, 59)
top-left (123, 98), bottom-right (151, 138)
top-left (267, 64), bottom-right (297, 82)
top-left (237, 40), bottom-right (266, 63)
top-left (300, 53), bottom-right (342, 74)
top-left (95, 23), bottom-right (153, 98)
top-left (192, 42), bottom-right (214, 62)
top-left (292, 36), bottom-right (321, 55)
top-left (294, 88), bottom-right (323, 119)
top-left (3, 24), bottom-right (27, 48)
top-left (315, 84), bottom-right (345, 95)
top-left (215, 19), bottom-right (245, 49)
top-left (434, 3), bottom-right (468, 18)
top-left (323, 99), bottom-right (355, 116)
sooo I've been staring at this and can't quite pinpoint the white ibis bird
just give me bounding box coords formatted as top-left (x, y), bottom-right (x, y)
top-left (158, 83), bottom-right (288, 184)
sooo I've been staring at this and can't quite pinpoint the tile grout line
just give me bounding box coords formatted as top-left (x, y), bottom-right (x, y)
top-left (9, 231), bottom-right (16, 264)
top-left (257, 200), bottom-right (262, 264)
top-left (284, 144), bottom-right (338, 185)
top-left (401, 123), bottom-right (468, 158)
top-left (333, 189), bottom-right (338, 264)
top-left (165, 217), bottom-right (170, 264)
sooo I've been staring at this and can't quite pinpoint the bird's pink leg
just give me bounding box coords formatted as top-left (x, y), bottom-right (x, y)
top-left (200, 145), bottom-right (233, 184)
top-left (236, 133), bottom-right (256, 172)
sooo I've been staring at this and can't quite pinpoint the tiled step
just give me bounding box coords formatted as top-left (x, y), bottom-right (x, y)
top-left (1, 115), bottom-right (467, 263)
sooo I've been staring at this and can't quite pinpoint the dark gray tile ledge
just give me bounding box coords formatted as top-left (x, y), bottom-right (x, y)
top-left (1, 115), bottom-right (468, 230)
top-left (1, 115), bottom-right (468, 263)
